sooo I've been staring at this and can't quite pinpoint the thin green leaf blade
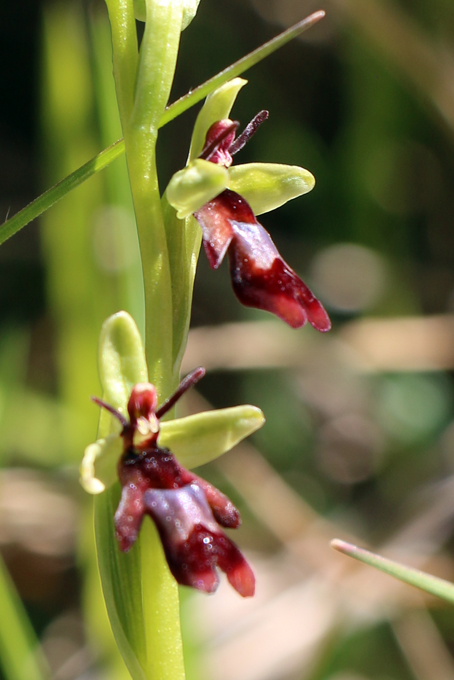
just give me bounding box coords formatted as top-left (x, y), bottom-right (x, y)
top-left (0, 138), bottom-right (125, 246)
top-left (0, 12), bottom-right (324, 246)
top-left (164, 11), bottom-right (326, 128)
top-left (331, 539), bottom-right (454, 605)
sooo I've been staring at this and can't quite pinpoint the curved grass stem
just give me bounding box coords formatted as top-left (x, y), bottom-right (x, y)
top-left (0, 11), bottom-right (325, 247)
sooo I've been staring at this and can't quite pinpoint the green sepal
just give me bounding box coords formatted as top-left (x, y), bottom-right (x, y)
top-left (80, 435), bottom-right (122, 494)
top-left (98, 311), bottom-right (148, 429)
top-left (228, 163), bottom-right (315, 215)
top-left (188, 77), bottom-right (247, 161)
top-left (166, 159), bottom-right (228, 218)
top-left (87, 311), bottom-right (146, 494)
top-left (159, 405), bottom-right (265, 468)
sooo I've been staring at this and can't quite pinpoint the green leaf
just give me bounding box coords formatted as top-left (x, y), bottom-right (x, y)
top-left (0, 137), bottom-right (125, 247)
top-left (159, 404), bottom-right (265, 468)
top-left (228, 163), bottom-right (315, 215)
top-left (178, 11), bottom-right (326, 152)
top-left (331, 539), bottom-right (454, 605)
top-left (0, 11), bottom-right (325, 247)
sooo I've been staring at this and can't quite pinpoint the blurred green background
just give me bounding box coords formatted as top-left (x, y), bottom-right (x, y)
top-left (2, 1), bottom-right (454, 679)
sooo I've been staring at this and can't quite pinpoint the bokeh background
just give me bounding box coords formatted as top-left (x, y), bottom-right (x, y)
top-left (2, 1), bottom-right (454, 679)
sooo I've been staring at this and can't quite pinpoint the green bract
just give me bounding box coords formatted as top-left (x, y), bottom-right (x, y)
top-left (167, 78), bottom-right (316, 218)
top-left (133, 0), bottom-right (201, 29)
top-left (80, 311), bottom-right (265, 494)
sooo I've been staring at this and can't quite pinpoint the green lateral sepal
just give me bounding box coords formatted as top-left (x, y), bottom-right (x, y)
top-left (228, 162), bottom-right (315, 215)
top-left (159, 404), bottom-right (265, 468)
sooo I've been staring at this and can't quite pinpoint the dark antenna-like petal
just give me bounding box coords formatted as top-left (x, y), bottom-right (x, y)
top-left (230, 110), bottom-right (269, 155)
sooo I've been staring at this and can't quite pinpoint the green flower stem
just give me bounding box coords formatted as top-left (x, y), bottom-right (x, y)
top-left (114, 0), bottom-right (185, 397)
top-left (102, 2), bottom-right (186, 679)
top-left (129, 0), bottom-right (182, 134)
top-left (125, 10), bottom-right (186, 678)
top-left (104, 0), bottom-right (138, 121)
top-left (126, 138), bottom-right (174, 394)
top-left (0, 11), bottom-right (325, 247)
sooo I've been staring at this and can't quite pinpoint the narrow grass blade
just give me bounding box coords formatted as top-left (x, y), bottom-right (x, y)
top-left (331, 539), bottom-right (454, 605)
top-left (166, 11), bottom-right (326, 124)
top-left (0, 138), bottom-right (125, 246)
top-left (0, 11), bottom-right (325, 246)
top-left (0, 554), bottom-right (49, 680)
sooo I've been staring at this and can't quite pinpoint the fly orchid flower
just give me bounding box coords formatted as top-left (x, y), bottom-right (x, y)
top-left (166, 78), bottom-right (331, 332)
top-left (81, 312), bottom-right (264, 596)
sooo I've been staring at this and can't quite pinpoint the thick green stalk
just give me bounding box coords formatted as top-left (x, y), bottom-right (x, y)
top-left (100, 2), bottom-right (186, 679)
top-left (114, 0), bottom-right (186, 398)
top-left (104, 0), bottom-right (138, 121)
